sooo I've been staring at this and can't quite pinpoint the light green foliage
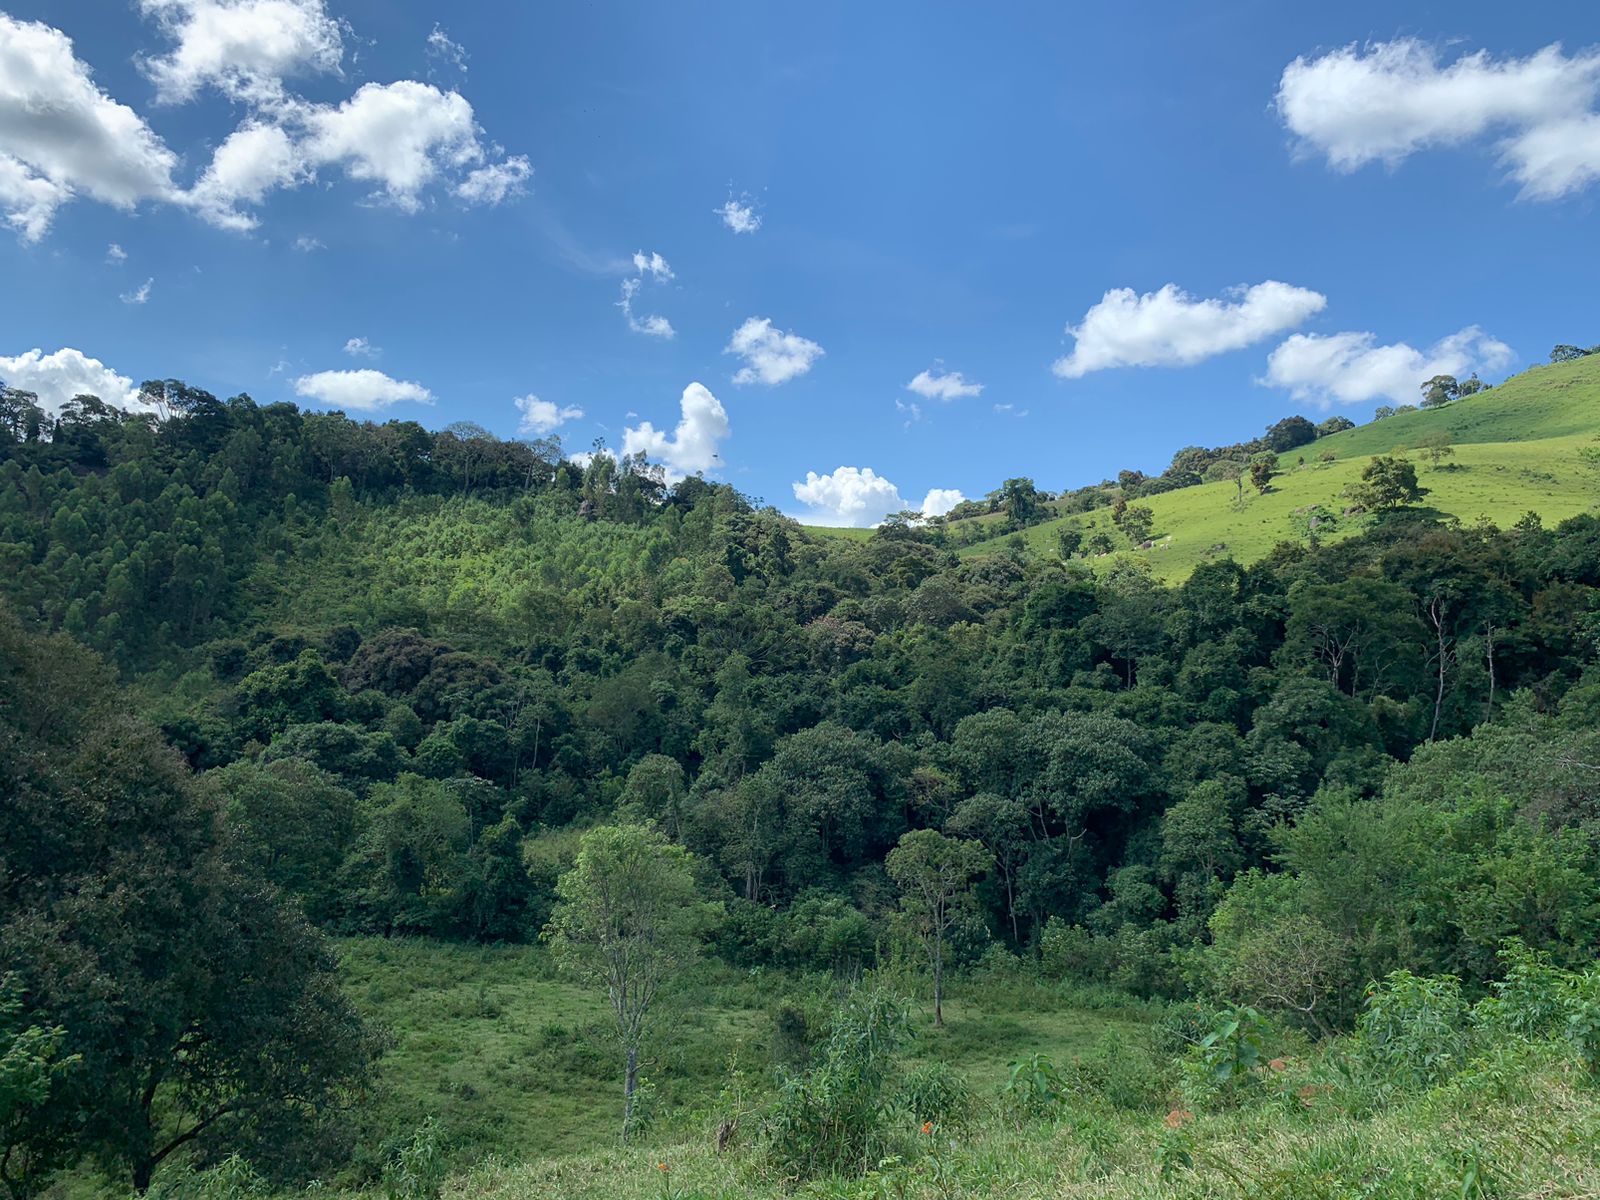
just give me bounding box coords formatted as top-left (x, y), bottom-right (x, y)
top-left (1002, 1052), bottom-right (1066, 1121)
top-left (1180, 1005), bottom-right (1269, 1108)
top-left (765, 988), bottom-right (911, 1180)
top-left (0, 982), bottom-right (79, 1199)
top-left (545, 825), bottom-right (720, 1139)
top-left (886, 831), bottom-right (989, 1026)
top-left (1347, 972), bottom-right (1469, 1096)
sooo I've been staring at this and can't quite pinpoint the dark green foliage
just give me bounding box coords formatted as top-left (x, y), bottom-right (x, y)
top-left (0, 613), bottom-right (380, 1193)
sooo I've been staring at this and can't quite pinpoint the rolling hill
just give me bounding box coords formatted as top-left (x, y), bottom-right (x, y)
top-left (936, 354), bottom-right (1600, 579)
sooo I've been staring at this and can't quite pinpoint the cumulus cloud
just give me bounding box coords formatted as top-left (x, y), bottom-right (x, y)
top-left (715, 194), bottom-right (761, 234)
top-left (342, 336), bottom-right (377, 357)
top-left (184, 121), bottom-right (304, 230)
top-left (920, 488), bottom-right (966, 518)
top-left (1262, 325), bottom-right (1513, 407)
top-left (622, 382), bottom-right (729, 483)
top-left (292, 368), bottom-right (433, 411)
top-left (515, 394), bottom-right (583, 435)
top-left (618, 252), bottom-right (675, 338)
top-left (106, 242), bottom-right (127, 263)
top-left (0, 347), bottom-right (145, 414)
top-left (120, 277), bottom-right (154, 305)
top-left (301, 81), bottom-right (484, 211)
top-left (293, 234), bottom-right (324, 251)
top-left (0, 14), bottom-right (180, 242)
top-left (137, 0), bottom-right (345, 106)
top-left (1276, 39), bottom-right (1600, 199)
top-left (726, 317), bottom-right (825, 386)
top-left (1053, 281), bottom-right (1326, 378)
top-left (793, 466), bottom-right (905, 527)
top-left (907, 365), bottom-right (983, 401)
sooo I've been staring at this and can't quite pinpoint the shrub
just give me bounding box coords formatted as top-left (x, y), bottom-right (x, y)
top-left (1347, 971), bottom-right (1468, 1095)
top-left (897, 1061), bottom-right (973, 1128)
top-left (1002, 1052), bottom-right (1066, 1121)
top-left (763, 988), bottom-right (911, 1180)
top-left (382, 1118), bottom-right (448, 1200)
top-left (1180, 1005), bottom-right (1268, 1108)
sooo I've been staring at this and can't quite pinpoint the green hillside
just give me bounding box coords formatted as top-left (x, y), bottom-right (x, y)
top-left (949, 355), bottom-right (1600, 579)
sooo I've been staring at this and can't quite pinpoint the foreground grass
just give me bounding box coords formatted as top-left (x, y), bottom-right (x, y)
top-left (336, 939), bottom-right (1151, 1172)
top-left (440, 1053), bottom-right (1600, 1199)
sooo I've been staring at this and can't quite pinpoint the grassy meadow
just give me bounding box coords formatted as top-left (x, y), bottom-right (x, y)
top-left (942, 355), bottom-right (1600, 580)
top-left (332, 938), bottom-right (1153, 1175)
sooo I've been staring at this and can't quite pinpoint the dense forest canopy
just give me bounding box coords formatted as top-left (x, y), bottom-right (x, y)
top-left (2, 371), bottom-right (1600, 1192)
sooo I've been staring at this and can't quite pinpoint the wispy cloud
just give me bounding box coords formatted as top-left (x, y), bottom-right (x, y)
top-left (120, 277), bottom-right (153, 305)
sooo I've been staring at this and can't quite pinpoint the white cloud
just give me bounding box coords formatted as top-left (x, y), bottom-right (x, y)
top-left (343, 336), bottom-right (377, 357)
top-left (1276, 39), bottom-right (1600, 199)
top-left (106, 242), bottom-right (126, 263)
top-left (1262, 325), bottom-right (1513, 407)
top-left (618, 254), bottom-right (675, 338)
top-left (622, 382), bottom-right (729, 483)
top-left (792, 466), bottom-right (907, 527)
top-left (715, 195), bottom-right (761, 234)
top-left (292, 368), bottom-right (433, 411)
top-left (302, 81), bottom-right (483, 212)
top-left (184, 121), bottom-right (304, 230)
top-left (137, 0), bottom-right (345, 107)
top-left (425, 24), bottom-right (468, 75)
top-left (0, 347), bottom-right (145, 414)
top-left (920, 488), bottom-right (966, 518)
top-left (631, 250), bottom-right (673, 281)
top-left (895, 398), bottom-right (922, 428)
top-left (1053, 281), bottom-right (1326, 378)
top-left (726, 317), bottom-right (825, 386)
top-left (569, 446), bottom-right (618, 470)
top-left (907, 365), bottom-right (983, 401)
top-left (293, 234), bottom-right (324, 251)
top-left (456, 155), bottom-right (531, 205)
top-left (515, 394), bottom-right (584, 435)
top-left (0, 14), bottom-right (179, 242)
top-left (120, 277), bottom-right (154, 305)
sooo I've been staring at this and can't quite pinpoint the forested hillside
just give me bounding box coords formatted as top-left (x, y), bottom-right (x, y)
top-left (3, 373), bottom-right (1600, 1197)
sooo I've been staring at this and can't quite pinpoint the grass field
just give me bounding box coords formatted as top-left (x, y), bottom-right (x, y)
top-left (334, 939), bottom-right (1154, 1179)
top-left (942, 355), bottom-right (1600, 580)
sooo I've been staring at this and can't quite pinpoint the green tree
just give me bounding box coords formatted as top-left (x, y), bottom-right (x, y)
top-left (543, 825), bottom-right (718, 1139)
top-left (0, 614), bottom-right (378, 1194)
top-left (885, 830), bottom-right (988, 1026)
top-left (0, 982), bottom-right (79, 1200)
top-left (1416, 429), bottom-right (1455, 469)
top-left (1249, 455), bottom-right (1276, 494)
top-left (1420, 374), bottom-right (1460, 407)
top-left (1347, 454), bottom-right (1427, 511)
top-left (1114, 503), bottom-right (1154, 546)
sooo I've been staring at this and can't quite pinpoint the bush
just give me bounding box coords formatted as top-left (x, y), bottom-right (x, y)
top-left (1347, 972), bottom-right (1468, 1096)
top-left (897, 1061), bottom-right (973, 1128)
top-left (1002, 1052), bottom-right (1066, 1122)
top-left (1180, 1005), bottom-right (1269, 1109)
top-left (763, 988), bottom-right (911, 1180)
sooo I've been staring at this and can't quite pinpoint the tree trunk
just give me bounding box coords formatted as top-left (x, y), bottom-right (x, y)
top-left (622, 1045), bottom-right (639, 1142)
top-left (932, 929), bottom-right (944, 1027)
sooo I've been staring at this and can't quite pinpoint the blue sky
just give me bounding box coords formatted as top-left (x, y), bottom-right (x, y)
top-left (1, 1), bottom-right (1596, 524)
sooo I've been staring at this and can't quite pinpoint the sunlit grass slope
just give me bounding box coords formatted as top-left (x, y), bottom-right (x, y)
top-left (953, 355), bottom-right (1600, 580)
